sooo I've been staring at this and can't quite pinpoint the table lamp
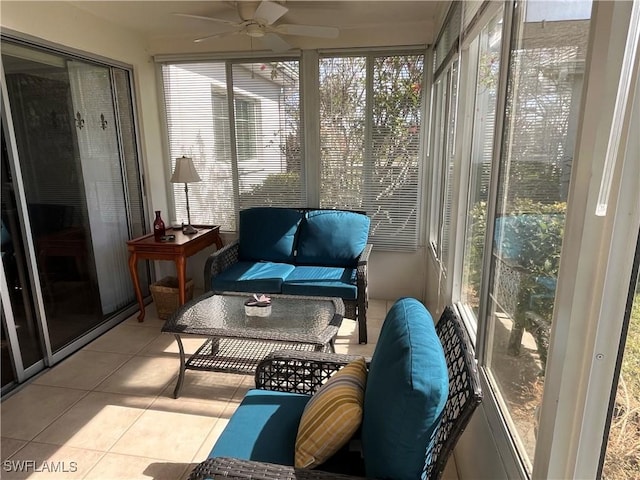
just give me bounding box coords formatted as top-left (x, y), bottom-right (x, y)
top-left (170, 156), bottom-right (201, 235)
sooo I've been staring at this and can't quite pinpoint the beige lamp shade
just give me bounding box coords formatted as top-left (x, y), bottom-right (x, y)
top-left (170, 156), bottom-right (202, 183)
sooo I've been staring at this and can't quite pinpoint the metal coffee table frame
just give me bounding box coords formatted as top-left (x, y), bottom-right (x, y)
top-left (161, 292), bottom-right (344, 398)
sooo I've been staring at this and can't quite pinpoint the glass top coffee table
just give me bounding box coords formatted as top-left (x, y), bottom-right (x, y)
top-left (162, 291), bottom-right (344, 398)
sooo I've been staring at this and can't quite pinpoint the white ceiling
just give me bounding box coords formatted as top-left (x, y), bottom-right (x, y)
top-left (68, 1), bottom-right (448, 54)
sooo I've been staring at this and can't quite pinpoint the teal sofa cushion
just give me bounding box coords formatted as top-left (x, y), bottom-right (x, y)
top-left (296, 210), bottom-right (370, 268)
top-left (361, 298), bottom-right (449, 480)
top-left (281, 266), bottom-right (357, 299)
top-left (239, 208), bottom-right (304, 263)
top-left (208, 389), bottom-right (311, 465)
top-left (211, 261), bottom-right (295, 293)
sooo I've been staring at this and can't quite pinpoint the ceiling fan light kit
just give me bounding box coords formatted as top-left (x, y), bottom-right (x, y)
top-left (175, 1), bottom-right (339, 51)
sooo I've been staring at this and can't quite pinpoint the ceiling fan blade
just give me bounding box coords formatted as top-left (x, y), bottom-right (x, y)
top-left (260, 33), bottom-right (293, 53)
top-left (254, 1), bottom-right (288, 25)
top-left (276, 24), bottom-right (339, 39)
top-left (194, 31), bottom-right (239, 43)
top-left (173, 13), bottom-right (240, 27)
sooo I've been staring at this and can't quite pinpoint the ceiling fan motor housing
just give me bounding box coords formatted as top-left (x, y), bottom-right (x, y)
top-left (245, 23), bottom-right (265, 37)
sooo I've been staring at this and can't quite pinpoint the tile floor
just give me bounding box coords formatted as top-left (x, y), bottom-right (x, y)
top-left (1, 299), bottom-right (458, 480)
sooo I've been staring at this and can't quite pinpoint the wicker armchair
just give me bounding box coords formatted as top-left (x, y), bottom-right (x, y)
top-left (204, 240), bottom-right (372, 344)
top-left (189, 306), bottom-right (482, 480)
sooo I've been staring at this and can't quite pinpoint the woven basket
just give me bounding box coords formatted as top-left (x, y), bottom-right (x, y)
top-left (150, 276), bottom-right (194, 320)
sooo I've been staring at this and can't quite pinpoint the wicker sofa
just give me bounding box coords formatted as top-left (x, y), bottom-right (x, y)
top-left (204, 207), bottom-right (372, 343)
top-left (189, 299), bottom-right (482, 480)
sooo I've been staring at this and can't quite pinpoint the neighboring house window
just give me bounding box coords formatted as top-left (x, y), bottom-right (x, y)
top-left (162, 60), bottom-right (303, 231)
top-left (211, 90), bottom-right (260, 161)
top-left (319, 54), bottom-right (425, 251)
top-left (234, 97), bottom-right (259, 160)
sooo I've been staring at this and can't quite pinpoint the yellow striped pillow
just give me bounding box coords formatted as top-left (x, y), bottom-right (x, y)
top-left (295, 357), bottom-right (367, 469)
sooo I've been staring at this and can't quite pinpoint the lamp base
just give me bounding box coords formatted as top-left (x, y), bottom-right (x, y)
top-left (183, 224), bottom-right (198, 235)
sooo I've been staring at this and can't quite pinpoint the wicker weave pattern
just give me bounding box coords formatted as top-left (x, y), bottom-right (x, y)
top-left (255, 350), bottom-right (369, 395)
top-left (355, 244), bottom-right (372, 343)
top-left (203, 240), bottom-right (240, 288)
top-left (423, 306), bottom-right (483, 480)
top-left (188, 457), bottom-right (369, 480)
top-left (188, 306), bottom-right (482, 480)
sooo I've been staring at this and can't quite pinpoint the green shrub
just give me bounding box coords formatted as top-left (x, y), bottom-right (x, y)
top-left (465, 199), bottom-right (566, 340)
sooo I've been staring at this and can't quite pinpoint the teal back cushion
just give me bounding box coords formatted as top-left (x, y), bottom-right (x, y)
top-left (296, 210), bottom-right (370, 267)
top-left (362, 298), bottom-right (449, 480)
top-left (239, 208), bottom-right (303, 263)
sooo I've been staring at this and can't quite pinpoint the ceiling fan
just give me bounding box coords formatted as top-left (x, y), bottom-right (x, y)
top-left (174, 1), bottom-right (339, 52)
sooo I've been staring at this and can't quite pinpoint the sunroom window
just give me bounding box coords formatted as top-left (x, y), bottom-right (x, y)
top-left (461, 10), bottom-right (503, 319)
top-left (485, 0), bottom-right (591, 470)
top-left (161, 60), bottom-right (304, 231)
top-left (319, 54), bottom-right (425, 251)
top-left (161, 53), bottom-right (424, 249)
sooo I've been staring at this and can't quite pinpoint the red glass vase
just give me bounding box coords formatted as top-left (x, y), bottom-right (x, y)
top-left (153, 210), bottom-right (166, 241)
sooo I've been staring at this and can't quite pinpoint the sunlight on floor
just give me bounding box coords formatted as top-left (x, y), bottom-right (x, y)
top-left (1, 298), bottom-right (459, 479)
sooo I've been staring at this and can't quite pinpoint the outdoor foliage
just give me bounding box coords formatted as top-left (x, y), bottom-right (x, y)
top-left (318, 55), bottom-right (423, 246)
top-left (467, 199), bottom-right (566, 304)
top-left (239, 172), bottom-right (302, 208)
top-left (603, 291), bottom-right (640, 479)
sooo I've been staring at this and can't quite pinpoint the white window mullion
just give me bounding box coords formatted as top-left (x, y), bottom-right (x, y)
top-left (301, 50), bottom-right (320, 207)
top-left (226, 61), bottom-right (240, 222)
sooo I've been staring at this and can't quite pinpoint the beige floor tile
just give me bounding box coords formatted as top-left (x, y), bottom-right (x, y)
top-left (151, 392), bottom-right (230, 419)
top-left (190, 417), bottom-right (229, 463)
top-left (109, 409), bottom-right (217, 462)
top-left (336, 318), bottom-right (357, 338)
top-left (33, 392), bottom-right (153, 451)
top-left (1, 438), bottom-right (27, 462)
top-left (156, 369), bottom-right (245, 405)
top-left (94, 355), bottom-right (178, 397)
top-left (137, 334), bottom-right (210, 357)
top-left (442, 456), bottom-right (460, 479)
top-left (83, 325), bottom-right (162, 355)
top-left (2, 442), bottom-right (104, 479)
top-left (334, 343), bottom-right (375, 357)
top-left (1, 385), bottom-right (87, 441)
top-left (231, 375), bottom-right (255, 402)
top-left (84, 452), bottom-right (189, 480)
top-left (122, 310), bottom-right (167, 330)
top-left (32, 351), bottom-right (131, 390)
top-left (367, 299), bottom-right (389, 320)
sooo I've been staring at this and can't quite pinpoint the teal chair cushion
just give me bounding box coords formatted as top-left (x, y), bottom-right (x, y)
top-left (211, 261), bottom-right (295, 293)
top-left (296, 210), bottom-right (370, 268)
top-left (239, 207), bottom-right (304, 263)
top-left (361, 298), bottom-right (449, 480)
top-left (281, 266), bottom-right (357, 299)
top-left (208, 389), bottom-right (311, 465)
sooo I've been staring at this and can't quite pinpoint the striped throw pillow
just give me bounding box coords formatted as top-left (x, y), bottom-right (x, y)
top-left (295, 357), bottom-right (367, 468)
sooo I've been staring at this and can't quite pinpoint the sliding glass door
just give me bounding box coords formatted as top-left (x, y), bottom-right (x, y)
top-left (0, 39), bottom-right (148, 390)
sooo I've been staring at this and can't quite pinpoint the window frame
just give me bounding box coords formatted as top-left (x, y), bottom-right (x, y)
top-left (317, 50), bottom-right (427, 252)
top-left (444, 2), bottom-right (640, 480)
top-left (157, 47), bottom-right (429, 252)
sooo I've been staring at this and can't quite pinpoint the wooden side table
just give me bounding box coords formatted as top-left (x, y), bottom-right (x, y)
top-left (127, 225), bottom-right (223, 322)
